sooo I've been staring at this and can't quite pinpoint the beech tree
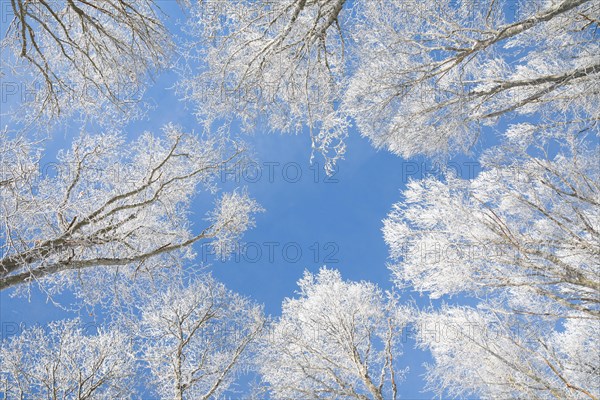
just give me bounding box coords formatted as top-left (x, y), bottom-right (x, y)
top-left (181, 0), bottom-right (350, 173)
top-left (345, 0), bottom-right (599, 157)
top-left (383, 129), bottom-right (599, 398)
top-left (383, 133), bottom-right (599, 319)
top-left (186, 0), bottom-right (598, 164)
top-left (0, 275), bottom-right (265, 400)
top-left (1, 0), bottom-right (173, 124)
top-left (0, 126), bottom-right (261, 292)
top-left (415, 306), bottom-right (600, 399)
top-left (136, 275), bottom-right (265, 400)
top-left (0, 318), bottom-right (136, 399)
top-left (259, 267), bottom-right (411, 400)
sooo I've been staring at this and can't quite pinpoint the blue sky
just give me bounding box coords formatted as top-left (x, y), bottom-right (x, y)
top-left (0, 2), bottom-right (501, 398)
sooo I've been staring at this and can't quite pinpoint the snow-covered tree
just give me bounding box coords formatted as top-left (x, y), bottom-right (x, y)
top-left (181, 0), bottom-right (351, 173)
top-left (185, 0), bottom-right (598, 164)
top-left (0, 126), bottom-right (261, 292)
top-left (0, 273), bottom-right (266, 400)
top-left (259, 267), bottom-right (411, 400)
top-left (383, 133), bottom-right (599, 319)
top-left (1, 0), bottom-right (173, 125)
top-left (136, 275), bottom-right (265, 400)
top-left (383, 129), bottom-right (599, 397)
top-left (345, 0), bottom-right (599, 157)
top-left (415, 305), bottom-right (600, 399)
top-left (0, 318), bottom-right (136, 399)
